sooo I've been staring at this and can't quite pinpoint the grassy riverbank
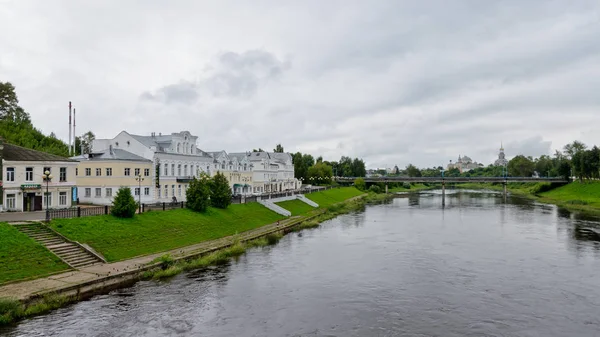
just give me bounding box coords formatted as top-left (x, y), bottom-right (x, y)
top-left (274, 199), bottom-right (316, 216)
top-left (0, 223), bottom-right (69, 285)
top-left (388, 183), bottom-right (433, 193)
top-left (304, 187), bottom-right (364, 207)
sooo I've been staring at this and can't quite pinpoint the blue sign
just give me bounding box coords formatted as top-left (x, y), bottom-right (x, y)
top-left (72, 187), bottom-right (78, 201)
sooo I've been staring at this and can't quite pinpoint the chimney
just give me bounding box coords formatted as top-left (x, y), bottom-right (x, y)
top-left (73, 108), bottom-right (76, 155)
top-left (68, 101), bottom-right (72, 156)
top-left (159, 132), bottom-right (162, 136)
top-left (109, 144), bottom-right (113, 155)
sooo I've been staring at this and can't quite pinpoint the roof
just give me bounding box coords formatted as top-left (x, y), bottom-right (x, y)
top-left (2, 143), bottom-right (77, 162)
top-left (270, 152), bottom-right (292, 163)
top-left (228, 153), bottom-right (250, 162)
top-left (71, 148), bottom-right (151, 162)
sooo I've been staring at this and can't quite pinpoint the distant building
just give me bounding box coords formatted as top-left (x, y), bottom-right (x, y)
top-left (447, 155), bottom-right (483, 173)
top-left (493, 143), bottom-right (508, 167)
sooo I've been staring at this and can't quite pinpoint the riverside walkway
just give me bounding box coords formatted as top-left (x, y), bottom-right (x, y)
top-left (0, 216), bottom-right (308, 302)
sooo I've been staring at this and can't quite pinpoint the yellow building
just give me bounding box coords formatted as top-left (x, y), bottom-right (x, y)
top-left (72, 147), bottom-right (153, 205)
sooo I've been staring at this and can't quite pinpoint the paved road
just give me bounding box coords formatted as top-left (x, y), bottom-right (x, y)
top-left (0, 211), bottom-right (46, 222)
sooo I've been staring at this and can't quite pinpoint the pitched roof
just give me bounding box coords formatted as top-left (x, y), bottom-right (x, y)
top-left (2, 143), bottom-right (77, 162)
top-left (71, 148), bottom-right (151, 162)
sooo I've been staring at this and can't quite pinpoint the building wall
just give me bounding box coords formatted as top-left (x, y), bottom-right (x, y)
top-left (2, 160), bottom-right (77, 211)
top-left (75, 160), bottom-right (153, 205)
top-left (92, 132), bottom-right (155, 160)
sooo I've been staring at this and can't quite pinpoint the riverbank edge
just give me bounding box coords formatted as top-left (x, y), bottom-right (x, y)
top-left (0, 192), bottom-right (391, 326)
top-left (453, 183), bottom-right (600, 216)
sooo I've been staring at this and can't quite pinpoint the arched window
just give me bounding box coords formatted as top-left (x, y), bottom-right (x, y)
top-left (190, 145), bottom-right (194, 153)
top-left (176, 143), bottom-right (180, 153)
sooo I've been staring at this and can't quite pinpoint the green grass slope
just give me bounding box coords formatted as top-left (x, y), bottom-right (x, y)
top-left (0, 223), bottom-right (69, 285)
top-left (275, 199), bottom-right (316, 216)
top-left (50, 203), bottom-right (284, 262)
top-left (539, 181), bottom-right (600, 210)
top-left (305, 187), bottom-right (364, 208)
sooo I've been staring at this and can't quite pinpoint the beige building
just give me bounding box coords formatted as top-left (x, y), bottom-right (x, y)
top-left (72, 146), bottom-right (154, 205)
top-left (1, 142), bottom-right (78, 212)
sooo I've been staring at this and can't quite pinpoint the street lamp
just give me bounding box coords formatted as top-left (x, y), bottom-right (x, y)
top-left (135, 174), bottom-right (144, 214)
top-left (42, 170), bottom-right (53, 222)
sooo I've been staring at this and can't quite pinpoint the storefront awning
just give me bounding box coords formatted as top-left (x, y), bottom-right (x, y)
top-left (20, 184), bottom-right (41, 190)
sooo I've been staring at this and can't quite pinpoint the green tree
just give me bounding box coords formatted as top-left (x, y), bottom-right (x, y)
top-left (351, 158), bottom-right (366, 177)
top-left (186, 173), bottom-right (211, 212)
top-left (307, 162), bottom-right (333, 185)
top-left (534, 155), bottom-right (553, 177)
top-left (252, 148), bottom-right (264, 152)
top-left (507, 155), bottom-right (535, 177)
top-left (81, 131), bottom-right (95, 154)
top-left (369, 185), bottom-right (381, 193)
top-left (210, 171), bottom-right (232, 209)
top-left (563, 140), bottom-right (587, 159)
top-left (273, 144), bottom-right (284, 153)
top-left (354, 177), bottom-right (366, 191)
top-left (111, 187), bottom-right (138, 218)
top-left (406, 164), bottom-right (421, 177)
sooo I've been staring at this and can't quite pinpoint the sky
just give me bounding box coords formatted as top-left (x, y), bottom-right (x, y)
top-left (1, 0), bottom-right (599, 169)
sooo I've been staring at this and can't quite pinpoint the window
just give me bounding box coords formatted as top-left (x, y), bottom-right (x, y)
top-left (177, 143), bottom-right (180, 153)
top-left (44, 192), bottom-right (52, 207)
top-left (59, 192), bottom-right (67, 206)
top-left (171, 164), bottom-right (175, 176)
top-left (96, 168), bottom-right (102, 176)
top-left (144, 187), bottom-right (150, 196)
top-left (60, 167), bottom-right (67, 182)
top-left (178, 185), bottom-right (181, 197)
top-left (134, 188), bottom-right (140, 196)
top-left (164, 186), bottom-right (168, 197)
top-left (106, 188), bottom-right (113, 197)
top-left (172, 185), bottom-right (175, 197)
top-left (25, 167), bottom-right (33, 181)
top-left (85, 168), bottom-right (91, 176)
top-left (144, 168), bottom-right (150, 176)
top-left (177, 165), bottom-right (181, 176)
top-left (6, 194), bottom-right (16, 209)
top-left (76, 168), bottom-right (78, 176)
top-left (158, 186), bottom-right (161, 198)
top-left (184, 165), bottom-right (187, 176)
top-left (222, 164), bottom-right (225, 169)
top-left (95, 188), bottom-right (101, 197)
top-left (164, 164), bottom-right (168, 176)
top-left (85, 188), bottom-right (91, 197)
top-left (124, 168), bottom-right (131, 176)
top-left (134, 168), bottom-right (140, 176)
top-left (6, 167), bottom-right (14, 182)
top-left (106, 168), bottom-right (112, 176)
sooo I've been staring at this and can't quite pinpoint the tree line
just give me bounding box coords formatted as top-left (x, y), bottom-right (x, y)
top-left (292, 151), bottom-right (366, 185)
top-left (0, 82), bottom-right (95, 157)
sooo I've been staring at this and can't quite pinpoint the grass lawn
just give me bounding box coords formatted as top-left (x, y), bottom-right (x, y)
top-left (539, 181), bottom-right (600, 211)
top-left (275, 199), bottom-right (317, 216)
top-left (50, 203), bottom-right (284, 262)
top-left (305, 187), bottom-right (364, 208)
top-left (0, 223), bottom-right (69, 285)
top-left (388, 183), bottom-right (432, 193)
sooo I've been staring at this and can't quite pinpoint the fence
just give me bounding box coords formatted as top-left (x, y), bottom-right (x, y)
top-left (48, 186), bottom-right (337, 219)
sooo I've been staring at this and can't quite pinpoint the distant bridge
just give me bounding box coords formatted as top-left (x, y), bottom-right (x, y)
top-left (334, 177), bottom-right (569, 184)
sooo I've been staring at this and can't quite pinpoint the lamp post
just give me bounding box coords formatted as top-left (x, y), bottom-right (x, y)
top-left (135, 174), bottom-right (144, 214)
top-left (42, 170), bottom-right (53, 222)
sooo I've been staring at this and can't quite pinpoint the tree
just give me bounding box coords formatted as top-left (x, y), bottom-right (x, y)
top-left (563, 140), bottom-right (587, 159)
top-left (354, 178), bottom-right (366, 191)
top-left (81, 131), bottom-right (95, 154)
top-left (0, 82), bottom-right (31, 125)
top-left (393, 165), bottom-right (400, 175)
top-left (534, 155), bottom-right (553, 177)
top-left (186, 173), bottom-right (211, 212)
top-left (292, 152), bottom-right (315, 181)
top-left (210, 171), bottom-right (232, 209)
top-left (252, 148), bottom-right (264, 152)
top-left (508, 155), bottom-right (535, 177)
top-left (351, 158), bottom-right (366, 177)
top-left (406, 164), bottom-right (421, 177)
top-left (273, 144), bottom-right (284, 153)
top-left (111, 187), bottom-right (138, 218)
top-left (307, 162), bottom-right (333, 185)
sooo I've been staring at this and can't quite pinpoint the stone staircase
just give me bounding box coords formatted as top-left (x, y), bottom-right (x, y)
top-left (258, 200), bottom-right (292, 217)
top-left (13, 222), bottom-right (104, 269)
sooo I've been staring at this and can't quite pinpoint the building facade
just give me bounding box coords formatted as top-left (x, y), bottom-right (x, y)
top-left (494, 144), bottom-right (509, 167)
top-left (1, 143), bottom-right (77, 212)
top-left (72, 146), bottom-right (154, 205)
top-left (447, 155), bottom-right (483, 173)
top-left (232, 151), bottom-right (299, 193)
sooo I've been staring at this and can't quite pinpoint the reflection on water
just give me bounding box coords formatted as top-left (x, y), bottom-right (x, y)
top-left (3, 190), bottom-right (600, 337)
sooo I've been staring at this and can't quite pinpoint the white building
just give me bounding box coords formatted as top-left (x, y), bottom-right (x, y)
top-left (230, 151), bottom-right (299, 193)
top-left (1, 142), bottom-right (78, 212)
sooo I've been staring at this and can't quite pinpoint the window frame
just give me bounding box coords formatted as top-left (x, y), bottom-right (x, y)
top-left (6, 167), bottom-right (15, 182)
top-left (25, 167), bottom-right (34, 181)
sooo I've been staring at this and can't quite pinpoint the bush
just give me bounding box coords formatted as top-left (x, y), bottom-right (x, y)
top-left (354, 178), bottom-right (366, 191)
top-left (369, 185), bottom-right (381, 193)
top-left (210, 171), bottom-right (232, 209)
top-left (111, 187), bottom-right (138, 218)
top-left (186, 173), bottom-right (211, 212)
top-left (402, 182), bottom-right (411, 189)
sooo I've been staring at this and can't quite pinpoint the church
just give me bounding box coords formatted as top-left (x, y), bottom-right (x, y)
top-left (447, 155), bottom-right (483, 173)
top-left (494, 143), bottom-right (508, 167)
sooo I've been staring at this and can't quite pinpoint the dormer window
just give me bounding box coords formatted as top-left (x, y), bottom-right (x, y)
top-left (115, 142), bottom-right (119, 146)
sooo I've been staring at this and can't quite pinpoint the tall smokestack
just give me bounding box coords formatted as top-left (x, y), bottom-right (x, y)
top-left (73, 108), bottom-right (76, 155)
top-left (68, 101), bottom-right (72, 156)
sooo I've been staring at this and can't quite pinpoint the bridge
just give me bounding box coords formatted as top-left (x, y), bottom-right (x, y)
top-left (334, 176), bottom-right (569, 198)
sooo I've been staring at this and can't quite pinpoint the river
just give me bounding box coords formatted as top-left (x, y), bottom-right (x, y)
top-left (3, 190), bottom-right (600, 337)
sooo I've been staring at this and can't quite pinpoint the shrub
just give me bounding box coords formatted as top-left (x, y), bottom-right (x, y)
top-left (186, 173), bottom-right (211, 212)
top-left (210, 171), bottom-right (232, 209)
top-left (111, 187), bottom-right (138, 218)
top-left (354, 178), bottom-right (366, 191)
top-left (402, 182), bottom-right (411, 189)
top-left (369, 185), bottom-right (381, 193)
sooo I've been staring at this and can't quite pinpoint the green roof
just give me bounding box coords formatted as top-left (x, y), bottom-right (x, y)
top-left (2, 143), bottom-right (76, 162)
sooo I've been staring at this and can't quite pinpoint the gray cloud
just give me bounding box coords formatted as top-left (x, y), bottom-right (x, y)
top-left (1, 0), bottom-right (599, 169)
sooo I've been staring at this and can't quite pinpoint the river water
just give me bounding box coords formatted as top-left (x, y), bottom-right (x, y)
top-left (3, 190), bottom-right (600, 337)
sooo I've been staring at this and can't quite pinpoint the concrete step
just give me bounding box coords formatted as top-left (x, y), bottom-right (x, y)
top-left (39, 239), bottom-right (65, 246)
top-left (56, 251), bottom-right (89, 260)
top-left (67, 256), bottom-right (100, 266)
top-left (71, 260), bottom-right (101, 268)
top-left (51, 244), bottom-right (80, 253)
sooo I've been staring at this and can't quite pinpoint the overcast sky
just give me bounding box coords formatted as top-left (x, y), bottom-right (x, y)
top-left (1, 1), bottom-right (599, 169)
